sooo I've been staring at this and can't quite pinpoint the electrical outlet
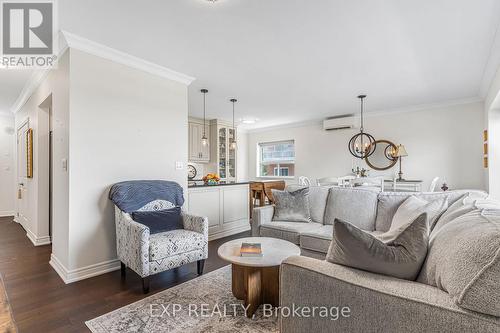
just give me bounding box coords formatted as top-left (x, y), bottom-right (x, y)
top-left (175, 161), bottom-right (183, 170)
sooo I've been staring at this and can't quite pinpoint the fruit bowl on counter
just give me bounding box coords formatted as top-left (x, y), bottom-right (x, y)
top-left (202, 173), bottom-right (220, 185)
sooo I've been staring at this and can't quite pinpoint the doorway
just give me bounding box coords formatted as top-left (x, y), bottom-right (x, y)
top-left (16, 120), bottom-right (29, 230)
top-left (38, 95), bottom-right (53, 241)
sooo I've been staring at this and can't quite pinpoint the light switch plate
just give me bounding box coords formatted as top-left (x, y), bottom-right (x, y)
top-left (175, 161), bottom-right (183, 170)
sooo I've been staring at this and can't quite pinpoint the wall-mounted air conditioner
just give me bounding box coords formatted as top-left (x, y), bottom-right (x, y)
top-left (323, 114), bottom-right (356, 131)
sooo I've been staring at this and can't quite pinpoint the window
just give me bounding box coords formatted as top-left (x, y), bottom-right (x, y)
top-left (258, 140), bottom-right (295, 177)
top-left (273, 167), bottom-right (289, 177)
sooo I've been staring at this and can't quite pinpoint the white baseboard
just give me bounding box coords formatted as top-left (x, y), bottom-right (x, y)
top-left (208, 223), bottom-right (251, 241)
top-left (26, 229), bottom-right (51, 246)
top-left (49, 254), bottom-right (121, 284)
top-left (0, 211), bottom-right (14, 217)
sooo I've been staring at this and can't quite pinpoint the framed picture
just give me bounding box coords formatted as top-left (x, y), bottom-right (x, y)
top-left (27, 128), bottom-right (33, 178)
top-left (484, 156), bottom-right (488, 169)
top-left (484, 143), bottom-right (488, 155)
top-left (483, 130), bottom-right (488, 142)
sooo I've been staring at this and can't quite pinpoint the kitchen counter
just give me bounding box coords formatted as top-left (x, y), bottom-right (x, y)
top-left (187, 182), bottom-right (250, 240)
top-left (188, 181), bottom-right (250, 188)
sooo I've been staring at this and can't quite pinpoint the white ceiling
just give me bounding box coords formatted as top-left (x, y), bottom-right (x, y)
top-left (1, 0), bottom-right (500, 128)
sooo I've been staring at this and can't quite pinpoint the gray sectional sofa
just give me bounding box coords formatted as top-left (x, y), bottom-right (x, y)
top-left (251, 186), bottom-right (500, 332)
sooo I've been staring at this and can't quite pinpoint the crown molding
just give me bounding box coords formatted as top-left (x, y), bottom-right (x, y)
top-left (10, 69), bottom-right (50, 114)
top-left (61, 30), bottom-right (196, 86)
top-left (10, 31), bottom-right (195, 114)
top-left (11, 32), bottom-right (70, 114)
top-left (246, 97), bottom-right (483, 134)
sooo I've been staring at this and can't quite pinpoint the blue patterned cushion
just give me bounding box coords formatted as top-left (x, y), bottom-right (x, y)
top-left (131, 207), bottom-right (183, 234)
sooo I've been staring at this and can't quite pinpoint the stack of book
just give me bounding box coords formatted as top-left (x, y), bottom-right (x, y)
top-left (240, 243), bottom-right (263, 257)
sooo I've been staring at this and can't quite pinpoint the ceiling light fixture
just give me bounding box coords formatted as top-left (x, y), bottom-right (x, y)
top-left (201, 89), bottom-right (209, 146)
top-left (230, 98), bottom-right (237, 150)
top-left (348, 95), bottom-right (376, 159)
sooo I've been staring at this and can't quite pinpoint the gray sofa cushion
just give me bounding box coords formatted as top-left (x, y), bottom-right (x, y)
top-left (281, 256), bottom-right (500, 333)
top-left (418, 210), bottom-right (500, 317)
top-left (260, 221), bottom-right (323, 244)
top-left (378, 196), bottom-right (448, 242)
top-left (272, 187), bottom-right (311, 222)
top-left (375, 190), bottom-right (487, 232)
top-left (324, 187), bottom-right (378, 231)
top-left (299, 224), bottom-right (333, 253)
top-left (287, 185), bottom-right (330, 223)
top-left (326, 213), bottom-right (428, 280)
top-left (432, 192), bottom-right (488, 233)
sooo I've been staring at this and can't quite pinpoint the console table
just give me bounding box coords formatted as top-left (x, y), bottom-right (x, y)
top-left (384, 179), bottom-right (423, 192)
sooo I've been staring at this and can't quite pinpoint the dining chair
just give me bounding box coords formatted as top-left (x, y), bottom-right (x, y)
top-left (429, 177), bottom-right (439, 192)
top-left (298, 176), bottom-right (312, 186)
top-left (351, 176), bottom-right (384, 191)
top-left (337, 175), bottom-right (356, 187)
top-left (316, 177), bottom-right (339, 187)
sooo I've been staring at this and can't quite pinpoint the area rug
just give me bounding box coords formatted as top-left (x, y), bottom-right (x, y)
top-left (86, 266), bottom-right (278, 332)
top-left (0, 274), bottom-right (17, 333)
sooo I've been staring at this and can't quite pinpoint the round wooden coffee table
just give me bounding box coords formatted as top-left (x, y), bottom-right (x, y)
top-left (217, 237), bottom-right (301, 317)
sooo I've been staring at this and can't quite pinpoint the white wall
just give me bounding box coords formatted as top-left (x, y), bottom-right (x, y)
top-left (66, 49), bottom-right (189, 272)
top-left (0, 114), bottom-right (15, 216)
top-left (14, 48), bottom-right (190, 282)
top-left (248, 102), bottom-right (485, 191)
top-left (488, 109), bottom-right (500, 199)
top-left (237, 129), bottom-right (249, 181)
top-left (14, 52), bottom-right (70, 249)
top-left (485, 61), bottom-right (500, 198)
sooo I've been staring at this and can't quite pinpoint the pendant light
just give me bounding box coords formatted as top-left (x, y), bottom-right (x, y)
top-left (229, 98), bottom-right (237, 149)
top-left (348, 95), bottom-right (376, 159)
top-left (201, 89), bottom-right (209, 146)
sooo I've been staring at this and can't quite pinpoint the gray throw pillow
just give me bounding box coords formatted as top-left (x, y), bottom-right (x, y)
top-left (272, 187), bottom-right (311, 222)
top-left (326, 213), bottom-right (428, 280)
top-left (418, 210), bottom-right (500, 317)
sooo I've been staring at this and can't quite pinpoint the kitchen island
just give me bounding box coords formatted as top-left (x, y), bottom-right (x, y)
top-left (187, 182), bottom-right (250, 240)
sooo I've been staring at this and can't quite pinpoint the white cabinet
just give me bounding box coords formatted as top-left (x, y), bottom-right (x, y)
top-left (188, 184), bottom-right (250, 240)
top-left (210, 120), bottom-right (237, 182)
top-left (189, 121), bottom-right (210, 163)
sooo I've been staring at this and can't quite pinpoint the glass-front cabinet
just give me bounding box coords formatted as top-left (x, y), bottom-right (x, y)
top-left (210, 120), bottom-right (237, 182)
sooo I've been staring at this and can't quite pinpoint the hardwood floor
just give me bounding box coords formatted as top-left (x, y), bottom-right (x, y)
top-left (0, 273), bottom-right (16, 333)
top-left (0, 216), bottom-right (251, 332)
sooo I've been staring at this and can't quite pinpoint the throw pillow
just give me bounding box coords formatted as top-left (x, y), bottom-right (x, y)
top-left (432, 192), bottom-right (488, 233)
top-left (378, 196), bottom-right (447, 242)
top-left (326, 213), bottom-right (428, 280)
top-left (418, 210), bottom-right (500, 317)
top-left (272, 187), bottom-right (311, 222)
top-left (131, 207), bottom-right (183, 234)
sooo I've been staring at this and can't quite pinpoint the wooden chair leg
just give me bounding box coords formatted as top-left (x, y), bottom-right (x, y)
top-left (197, 259), bottom-right (205, 275)
top-left (142, 277), bottom-right (150, 294)
top-left (120, 262), bottom-right (126, 280)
